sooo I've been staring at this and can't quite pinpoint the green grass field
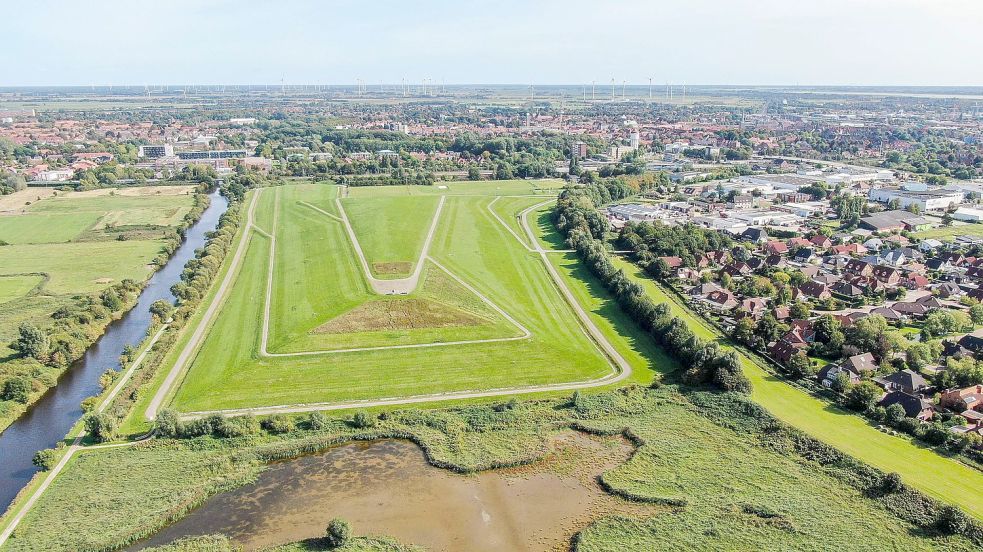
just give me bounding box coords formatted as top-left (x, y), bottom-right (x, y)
top-left (0, 275), bottom-right (43, 305)
top-left (340, 195), bottom-right (440, 278)
top-left (0, 189), bottom-right (197, 414)
top-left (611, 256), bottom-right (983, 520)
top-left (914, 222), bottom-right (983, 241)
top-left (167, 183), bottom-right (612, 413)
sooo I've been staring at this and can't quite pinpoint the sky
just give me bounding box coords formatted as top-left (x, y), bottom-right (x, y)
top-left (2, 0), bottom-right (982, 87)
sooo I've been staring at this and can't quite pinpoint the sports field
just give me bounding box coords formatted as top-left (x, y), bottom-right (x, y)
top-left (165, 182), bottom-right (628, 414)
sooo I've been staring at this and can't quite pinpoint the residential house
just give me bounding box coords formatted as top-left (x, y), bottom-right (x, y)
top-left (706, 289), bottom-right (739, 311)
top-left (874, 369), bottom-right (929, 395)
top-left (871, 265), bottom-right (901, 285)
top-left (765, 241), bottom-right (788, 256)
top-left (845, 259), bottom-right (874, 278)
top-left (810, 235), bottom-right (832, 249)
top-left (797, 281), bottom-right (831, 300)
top-left (878, 391), bottom-right (934, 420)
top-left (742, 227), bottom-right (770, 244)
top-left (939, 384), bottom-right (983, 413)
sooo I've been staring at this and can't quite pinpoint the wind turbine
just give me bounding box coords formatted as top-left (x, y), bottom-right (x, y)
top-left (648, 77), bottom-right (653, 99)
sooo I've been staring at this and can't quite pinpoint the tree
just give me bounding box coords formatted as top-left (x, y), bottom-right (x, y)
top-left (326, 518), bottom-right (351, 548)
top-left (733, 317), bottom-right (756, 347)
top-left (790, 301), bottom-right (811, 320)
top-left (14, 323), bottom-right (48, 360)
top-left (787, 352), bottom-right (815, 379)
top-left (32, 449), bottom-right (57, 471)
top-left (942, 211), bottom-right (954, 227)
top-left (810, 315), bottom-right (844, 358)
top-left (652, 258), bottom-right (672, 281)
top-left (467, 166), bottom-right (481, 181)
top-left (153, 408), bottom-right (182, 438)
top-left (845, 381), bottom-right (882, 411)
top-left (149, 299), bottom-right (174, 322)
top-left (2, 377), bottom-right (32, 403)
top-left (84, 412), bottom-right (118, 443)
top-left (884, 403), bottom-right (907, 426)
top-left (970, 303), bottom-right (983, 327)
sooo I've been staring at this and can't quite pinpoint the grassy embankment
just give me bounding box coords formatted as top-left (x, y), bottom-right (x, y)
top-left (167, 183), bottom-right (613, 413)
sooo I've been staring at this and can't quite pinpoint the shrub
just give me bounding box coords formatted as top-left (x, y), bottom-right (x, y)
top-left (261, 414), bottom-right (292, 434)
top-left (214, 414), bottom-right (259, 438)
top-left (845, 381), bottom-right (882, 411)
top-left (154, 408), bottom-right (182, 438)
top-left (14, 323), bottom-right (49, 360)
top-left (306, 411), bottom-right (329, 430)
top-left (2, 377), bottom-right (32, 403)
top-left (351, 410), bottom-right (374, 429)
top-left (884, 403), bottom-right (906, 426)
top-left (179, 417), bottom-right (213, 438)
top-left (32, 449), bottom-right (57, 471)
top-left (325, 518), bottom-right (351, 548)
top-left (84, 412), bottom-right (117, 443)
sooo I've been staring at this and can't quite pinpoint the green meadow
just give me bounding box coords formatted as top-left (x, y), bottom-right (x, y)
top-left (167, 183), bottom-right (613, 413)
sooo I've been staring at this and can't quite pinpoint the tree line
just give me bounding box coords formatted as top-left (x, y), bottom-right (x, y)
top-left (554, 183), bottom-right (750, 393)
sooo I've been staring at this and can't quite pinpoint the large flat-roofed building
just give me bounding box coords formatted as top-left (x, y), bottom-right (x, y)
top-left (138, 144), bottom-right (174, 158)
top-left (868, 186), bottom-right (963, 211)
top-left (175, 150), bottom-right (248, 160)
top-left (738, 173), bottom-right (822, 190)
top-left (607, 204), bottom-right (661, 221)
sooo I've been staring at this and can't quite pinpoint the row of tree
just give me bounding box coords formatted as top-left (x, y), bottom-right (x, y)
top-left (554, 184), bottom-right (750, 393)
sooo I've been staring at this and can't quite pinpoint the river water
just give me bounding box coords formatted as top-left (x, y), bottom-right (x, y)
top-left (0, 191), bottom-right (228, 512)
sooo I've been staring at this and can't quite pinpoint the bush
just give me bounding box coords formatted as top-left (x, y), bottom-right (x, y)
top-left (154, 408), bottom-right (182, 438)
top-left (845, 381), bottom-right (881, 411)
top-left (261, 414), bottom-right (292, 434)
top-left (325, 518), bottom-right (351, 548)
top-left (179, 417), bottom-right (214, 438)
top-left (306, 411), bottom-right (329, 430)
top-left (214, 414), bottom-right (259, 438)
top-left (84, 412), bottom-right (117, 443)
top-left (884, 403), bottom-right (906, 426)
top-left (351, 410), bottom-right (374, 429)
top-left (936, 505), bottom-right (969, 535)
top-left (2, 377), bottom-right (32, 403)
top-left (32, 449), bottom-right (57, 471)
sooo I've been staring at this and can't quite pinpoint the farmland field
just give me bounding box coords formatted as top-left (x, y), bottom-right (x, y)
top-left (0, 186), bottom-right (199, 428)
top-left (165, 182), bottom-right (620, 414)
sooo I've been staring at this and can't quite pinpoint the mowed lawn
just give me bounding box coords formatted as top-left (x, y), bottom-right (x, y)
top-left (340, 194), bottom-right (440, 278)
top-left (612, 256), bottom-right (983, 520)
top-left (170, 184), bottom-right (612, 412)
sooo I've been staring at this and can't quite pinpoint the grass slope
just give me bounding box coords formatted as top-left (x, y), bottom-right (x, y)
top-left (169, 184), bottom-right (610, 412)
top-left (340, 195), bottom-right (440, 278)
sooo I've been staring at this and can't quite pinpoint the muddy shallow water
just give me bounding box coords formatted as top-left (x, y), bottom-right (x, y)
top-left (133, 433), bottom-right (652, 551)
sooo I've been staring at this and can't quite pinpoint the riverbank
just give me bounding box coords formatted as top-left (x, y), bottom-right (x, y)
top-left (2, 386), bottom-right (977, 551)
top-left (0, 188), bottom-right (225, 513)
top-left (0, 188), bottom-right (209, 435)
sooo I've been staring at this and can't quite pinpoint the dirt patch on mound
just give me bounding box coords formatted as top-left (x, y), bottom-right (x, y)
top-left (315, 298), bottom-right (486, 334)
top-left (0, 188), bottom-right (57, 214)
top-left (372, 261), bottom-right (412, 276)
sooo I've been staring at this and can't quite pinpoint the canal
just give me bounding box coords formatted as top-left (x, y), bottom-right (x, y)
top-left (0, 190), bottom-right (228, 512)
